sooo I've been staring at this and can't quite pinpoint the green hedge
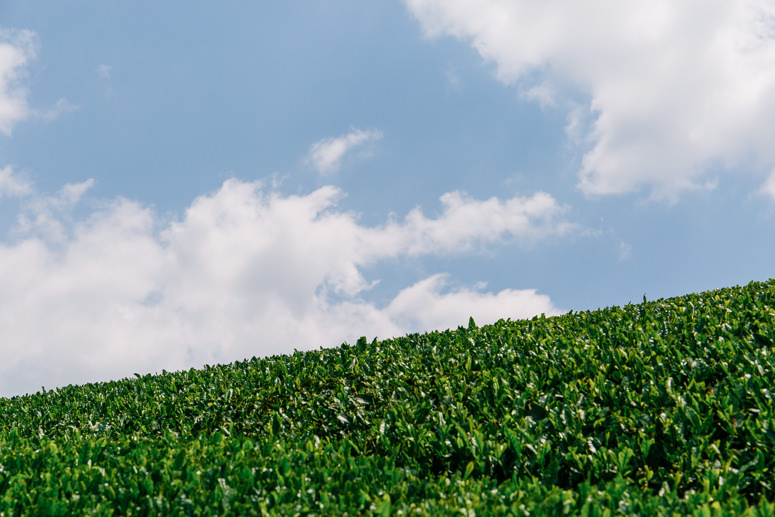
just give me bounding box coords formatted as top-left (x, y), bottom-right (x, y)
top-left (1, 279), bottom-right (774, 515)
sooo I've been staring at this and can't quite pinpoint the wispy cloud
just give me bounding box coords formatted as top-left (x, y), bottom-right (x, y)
top-left (0, 28), bottom-right (37, 135)
top-left (0, 170), bottom-right (572, 397)
top-left (306, 128), bottom-right (383, 175)
top-left (760, 168), bottom-right (775, 201)
top-left (405, 0), bottom-right (775, 201)
top-left (0, 165), bottom-right (33, 198)
top-left (15, 177), bottom-right (95, 243)
top-left (36, 97), bottom-right (80, 121)
top-left (0, 28), bottom-right (78, 131)
top-left (445, 66), bottom-right (461, 92)
top-left (96, 64), bottom-right (112, 80)
top-left (617, 241), bottom-right (633, 262)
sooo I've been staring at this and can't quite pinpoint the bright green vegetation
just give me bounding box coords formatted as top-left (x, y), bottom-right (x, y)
top-left (1, 281), bottom-right (774, 515)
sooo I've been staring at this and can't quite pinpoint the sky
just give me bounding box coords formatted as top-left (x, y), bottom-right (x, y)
top-left (1, 0), bottom-right (774, 398)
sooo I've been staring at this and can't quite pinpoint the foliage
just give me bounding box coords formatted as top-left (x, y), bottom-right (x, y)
top-left (1, 279), bottom-right (774, 515)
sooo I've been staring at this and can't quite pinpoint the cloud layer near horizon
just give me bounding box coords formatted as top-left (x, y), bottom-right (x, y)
top-left (0, 170), bottom-right (569, 397)
top-left (406, 0), bottom-right (775, 200)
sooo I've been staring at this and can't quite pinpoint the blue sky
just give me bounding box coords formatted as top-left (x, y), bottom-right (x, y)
top-left (1, 1), bottom-right (774, 397)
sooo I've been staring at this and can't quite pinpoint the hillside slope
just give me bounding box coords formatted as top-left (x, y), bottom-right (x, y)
top-left (1, 280), bottom-right (774, 515)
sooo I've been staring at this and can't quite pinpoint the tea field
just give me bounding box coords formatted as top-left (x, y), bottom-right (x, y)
top-left (1, 279), bottom-right (774, 515)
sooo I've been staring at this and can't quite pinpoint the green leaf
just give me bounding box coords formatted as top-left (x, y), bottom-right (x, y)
top-left (464, 461), bottom-right (475, 480)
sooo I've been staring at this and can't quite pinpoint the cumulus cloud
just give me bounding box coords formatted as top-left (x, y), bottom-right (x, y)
top-left (386, 274), bottom-right (558, 332)
top-left (405, 0), bottom-right (775, 200)
top-left (0, 170), bottom-right (569, 397)
top-left (306, 128), bottom-right (383, 175)
top-left (15, 177), bottom-right (95, 242)
top-left (394, 190), bottom-right (574, 254)
top-left (0, 28), bottom-right (36, 135)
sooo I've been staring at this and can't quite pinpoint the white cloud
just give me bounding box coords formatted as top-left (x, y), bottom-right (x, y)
top-left (0, 165), bottom-right (33, 198)
top-left (15, 177), bottom-right (95, 242)
top-left (0, 175), bottom-right (569, 397)
top-left (393, 190), bottom-right (574, 254)
top-left (0, 28), bottom-right (36, 135)
top-left (386, 273), bottom-right (559, 332)
top-left (0, 28), bottom-right (78, 133)
top-left (405, 0), bottom-right (775, 200)
top-left (306, 128), bottom-right (383, 175)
